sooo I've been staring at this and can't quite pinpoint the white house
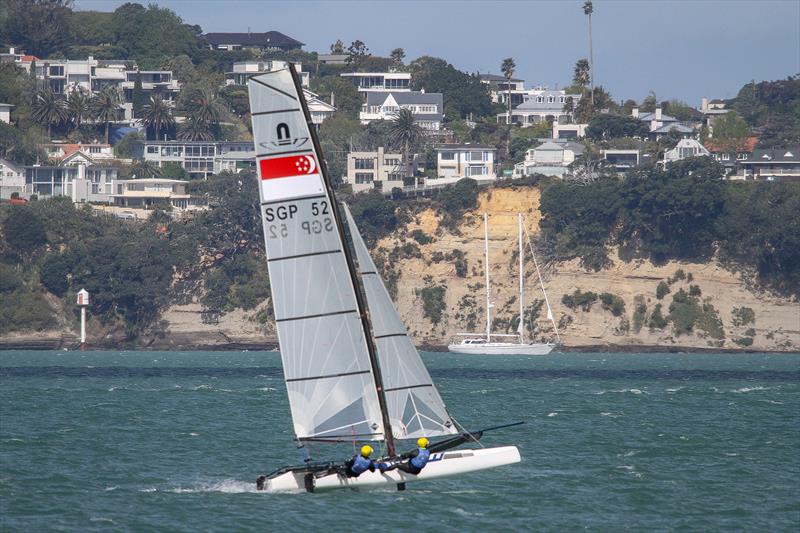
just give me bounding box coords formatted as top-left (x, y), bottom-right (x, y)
top-left (344, 147), bottom-right (422, 192)
top-left (24, 163), bottom-right (122, 203)
top-left (110, 178), bottom-right (206, 211)
top-left (479, 73), bottom-right (527, 107)
top-left (341, 71), bottom-right (411, 98)
top-left (662, 138), bottom-right (710, 165)
top-left (436, 144), bottom-right (496, 180)
top-left (497, 90), bottom-right (581, 126)
top-left (42, 143), bottom-right (115, 163)
top-left (360, 91), bottom-right (443, 130)
top-left (552, 122), bottom-right (588, 139)
top-left (0, 103), bottom-right (13, 123)
top-left (142, 140), bottom-right (256, 179)
top-left (738, 146), bottom-right (800, 181)
top-left (0, 158), bottom-right (25, 199)
top-left (304, 90), bottom-right (337, 125)
top-left (513, 141), bottom-right (585, 178)
top-left (603, 149), bottom-right (641, 170)
top-left (226, 60), bottom-right (309, 87)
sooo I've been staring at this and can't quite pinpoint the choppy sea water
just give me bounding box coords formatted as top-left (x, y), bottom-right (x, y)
top-left (1, 350), bottom-right (798, 531)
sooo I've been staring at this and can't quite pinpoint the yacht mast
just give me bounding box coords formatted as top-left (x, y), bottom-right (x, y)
top-left (518, 214), bottom-right (525, 344)
top-left (484, 212), bottom-right (491, 343)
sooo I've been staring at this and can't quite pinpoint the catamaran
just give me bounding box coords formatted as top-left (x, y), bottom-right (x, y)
top-left (247, 66), bottom-right (521, 493)
top-left (448, 213), bottom-right (560, 355)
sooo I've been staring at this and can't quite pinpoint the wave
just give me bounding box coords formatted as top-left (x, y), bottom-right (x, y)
top-left (168, 479), bottom-right (259, 494)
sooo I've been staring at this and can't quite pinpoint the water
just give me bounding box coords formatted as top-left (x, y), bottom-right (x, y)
top-left (1, 351), bottom-right (798, 531)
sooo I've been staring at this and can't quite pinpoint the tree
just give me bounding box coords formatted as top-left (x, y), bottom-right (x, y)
top-left (583, 1), bottom-right (595, 106)
top-left (141, 95), bottom-right (175, 141)
top-left (183, 86), bottom-right (222, 128)
top-left (586, 114), bottom-right (649, 140)
top-left (91, 87), bottom-right (122, 144)
top-left (501, 57), bottom-right (516, 126)
top-left (330, 39), bottom-right (345, 54)
top-left (572, 59), bottom-right (591, 90)
top-left (710, 110), bottom-right (750, 153)
top-left (390, 47), bottom-right (406, 68)
top-left (388, 108), bottom-right (423, 184)
top-left (4, 0), bottom-right (73, 57)
top-left (346, 40), bottom-right (370, 69)
top-left (641, 91), bottom-right (658, 112)
top-left (3, 205), bottom-right (48, 250)
top-left (113, 131), bottom-right (144, 158)
top-left (409, 56), bottom-right (494, 119)
top-left (127, 160), bottom-right (162, 180)
top-left (132, 72), bottom-right (146, 119)
top-left (177, 117), bottom-right (213, 141)
top-left (66, 88), bottom-right (91, 131)
top-left (31, 89), bottom-right (67, 138)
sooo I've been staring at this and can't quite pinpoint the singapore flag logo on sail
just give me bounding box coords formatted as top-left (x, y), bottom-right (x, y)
top-left (259, 154), bottom-right (318, 181)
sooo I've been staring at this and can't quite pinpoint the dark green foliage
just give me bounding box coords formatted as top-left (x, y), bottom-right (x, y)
top-left (648, 303), bottom-right (668, 330)
top-left (132, 72), bottom-right (146, 118)
top-left (667, 288), bottom-right (724, 338)
top-left (0, 264), bottom-right (22, 293)
top-left (201, 253), bottom-right (270, 315)
top-left (416, 283), bottom-right (447, 325)
top-left (586, 114), bottom-right (649, 140)
top-left (539, 177), bottom-right (621, 270)
top-left (734, 336), bottom-right (754, 347)
top-left (160, 163), bottom-right (189, 181)
top-left (40, 252), bottom-right (73, 296)
top-left (111, 3), bottom-right (201, 68)
top-left (447, 249), bottom-right (468, 277)
top-left (632, 295), bottom-right (646, 333)
top-left (732, 306), bottom-right (756, 327)
top-left (599, 292), bottom-right (626, 316)
top-left (114, 132), bottom-right (144, 158)
top-left (437, 179), bottom-right (478, 228)
top-left (3, 206), bottom-right (47, 250)
top-left (409, 56), bottom-right (493, 119)
top-left (348, 191), bottom-right (398, 243)
top-left (562, 290), bottom-right (598, 311)
top-left (0, 289), bottom-right (54, 334)
top-left (410, 229), bottom-right (433, 245)
top-left (3, 0), bottom-right (73, 57)
top-left (688, 284), bottom-right (702, 297)
top-left (0, 121), bottom-right (44, 165)
top-left (671, 269), bottom-right (686, 282)
top-left (731, 77), bottom-right (800, 147)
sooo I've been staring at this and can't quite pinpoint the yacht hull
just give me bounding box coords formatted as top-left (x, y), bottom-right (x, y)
top-left (447, 342), bottom-right (556, 355)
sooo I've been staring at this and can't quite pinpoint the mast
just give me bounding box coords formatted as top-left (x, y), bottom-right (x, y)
top-left (289, 66), bottom-right (396, 455)
top-left (518, 214), bottom-right (525, 344)
top-left (484, 212), bottom-right (491, 343)
top-left (523, 220), bottom-right (561, 345)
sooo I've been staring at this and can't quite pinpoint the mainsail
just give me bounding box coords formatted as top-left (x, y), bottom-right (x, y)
top-left (343, 205), bottom-right (458, 440)
top-left (248, 68), bottom-right (386, 442)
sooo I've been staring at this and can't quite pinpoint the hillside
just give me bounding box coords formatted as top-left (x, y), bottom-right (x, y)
top-left (3, 184), bottom-right (796, 352)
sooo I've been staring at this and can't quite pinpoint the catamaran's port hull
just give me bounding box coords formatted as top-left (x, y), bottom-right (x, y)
top-left (263, 445), bottom-right (521, 493)
top-left (447, 343), bottom-right (556, 355)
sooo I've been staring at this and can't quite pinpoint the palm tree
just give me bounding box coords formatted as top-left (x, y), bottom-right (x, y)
top-left (141, 95), bottom-right (175, 141)
top-left (388, 108), bottom-right (422, 185)
top-left (31, 89), bottom-right (67, 138)
top-left (573, 59), bottom-right (590, 90)
top-left (66, 88), bottom-right (91, 132)
top-left (583, 1), bottom-right (595, 107)
top-left (91, 87), bottom-right (122, 144)
top-left (177, 117), bottom-right (214, 141)
top-left (129, 160), bottom-right (162, 180)
top-left (501, 58), bottom-right (516, 125)
top-left (184, 87), bottom-right (222, 126)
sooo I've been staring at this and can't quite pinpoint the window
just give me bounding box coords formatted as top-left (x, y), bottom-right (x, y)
top-left (559, 97), bottom-right (565, 103)
top-left (537, 97), bottom-right (543, 103)
top-left (468, 151), bottom-right (484, 162)
top-left (548, 96), bottom-right (555, 103)
top-left (721, 153), bottom-right (730, 161)
top-left (466, 166), bottom-right (487, 177)
top-left (354, 158), bottom-right (374, 170)
top-left (89, 146), bottom-right (102, 154)
top-left (384, 158), bottom-right (400, 166)
top-left (49, 65), bottom-right (64, 76)
top-left (440, 152), bottom-right (455, 160)
top-left (147, 146), bottom-right (158, 154)
top-left (355, 172), bottom-right (373, 184)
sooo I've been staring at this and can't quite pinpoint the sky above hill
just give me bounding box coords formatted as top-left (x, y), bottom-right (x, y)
top-left (74, 0), bottom-right (800, 105)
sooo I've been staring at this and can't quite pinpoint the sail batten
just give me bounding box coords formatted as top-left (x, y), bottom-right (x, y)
top-left (343, 205), bottom-right (458, 440)
top-left (248, 68), bottom-right (386, 442)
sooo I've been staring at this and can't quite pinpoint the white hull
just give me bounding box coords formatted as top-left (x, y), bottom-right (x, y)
top-left (447, 342), bottom-right (556, 355)
top-left (263, 445), bottom-right (521, 493)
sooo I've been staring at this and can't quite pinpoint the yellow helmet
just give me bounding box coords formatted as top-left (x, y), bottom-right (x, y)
top-left (417, 437), bottom-right (429, 449)
top-left (360, 445), bottom-right (373, 458)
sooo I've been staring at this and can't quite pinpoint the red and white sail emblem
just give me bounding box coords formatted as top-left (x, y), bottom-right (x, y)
top-left (259, 154), bottom-right (318, 180)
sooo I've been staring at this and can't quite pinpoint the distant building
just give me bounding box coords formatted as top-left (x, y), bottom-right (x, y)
top-left (110, 178), bottom-right (206, 211)
top-left (24, 164), bottom-right (121, 203)
top-left (0, 158), bottom-right (25, 199)
top-left (226, 60), bottom-right (309, 87)
top-left (341, 71), bottom-right (411, 99)
top-left (497, 90), bottom-right (581, 126)
top-left (436, 144), bottom-right (497, 180)
top-left (705, 137), bottom-right (758, 176)
top-left (360, 91), bottom-right (443, 130)
top-left (552, 122), bottom-right (587, 139)
top-left (602, 149), bottom-right (641, 170)
top-left (479, 73), bottom-right (527, 107)
top-left (344, 147), bottom-right (422, 192)
top-left (42, 143), bottom-right (115, 164)
top-left (204, 31), bottom-right (304, 52)
top-left (317, 54), bottom-right (348, 65)
top-left (738, 146), bottom-right (800, 182)
top-left (513, 141), bottom-right (585, 178)
top-left (699, 97), bottom-right (729, 130)
top-left (662, 138), bottom-right (710, 165)
top-left (0, 103), bottom-right (13, 123)
top-left (631, 106), bottom-right (696, 140)
top-left (304, 90), bottom-right (337, 125)
top-left (141, 140), bottom-right (256, 179)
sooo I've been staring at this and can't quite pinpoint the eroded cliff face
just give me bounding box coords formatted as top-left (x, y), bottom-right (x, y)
top-left (365, 187), bottom-right (798, 352)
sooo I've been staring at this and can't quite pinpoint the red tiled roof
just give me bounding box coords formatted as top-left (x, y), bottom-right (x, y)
top-left (21, 55), bottom-right (39, 62)
top-left (704, 136), bottom-right (758, 152)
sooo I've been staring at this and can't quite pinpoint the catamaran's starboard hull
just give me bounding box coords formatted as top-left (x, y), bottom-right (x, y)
top-left (263, 445), bottom-right (521, 493)
top-left (447, 343), bottom-right (556, 355)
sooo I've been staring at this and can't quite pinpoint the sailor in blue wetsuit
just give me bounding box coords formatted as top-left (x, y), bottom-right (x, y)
top-left (343, 445), bottom-right (379, 477)
top-left (381, 437), bottom-right (430, 475)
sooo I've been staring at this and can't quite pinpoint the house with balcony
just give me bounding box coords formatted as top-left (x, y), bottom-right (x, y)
top-left (631, 106), bottom-right (697, 141)
top-left (552, 122), bottom-right (588, 139)
top-left (110, 178), bottom-right (206, 211)
top-left (341, 71), bottom-right (411, 99)
top-left (602, 149), bottom-right (641, 171)
top-left (662, 138), bottom-right (711, 166)
top-left (704, 137), bottom-right (758, 176)
top-left (479, 73), bottom-right (527, 107)
top-left (142, 140), bottom-right (256, 179)
top-left (120, 70), bottom-right (181, 119)
top-left (0, 158), bottom-right (25, 199)
top-left (513, 141), bottom-right (585, 178)
top-left (204, 31), bottom-right (304, 52)
top-left (24, 163), bottom-right (122, 203)
top-left (738, 146), bottom-right (800, 182)
top-left (360, 91), bottom-right (443, 130)
top-left (497, 90), bottom-right (581, 126)
top-left (436, 144), bottom-right (496, 181)
top-left (43, 143), bottom-right (115, 164)
top-left (344, 147), bottom-right (422, 192)
top-left (226, 60), bottom-right (309, 87)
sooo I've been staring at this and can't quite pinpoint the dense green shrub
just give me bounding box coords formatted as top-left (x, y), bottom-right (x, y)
top-left (410, 229), bottom-right (433, 245)
top-left (648, 304), bottom-right (668, 330)
top-left (3, 206), bottom-right (47, 250)
top-left (688, 284), bottom-right (702, 297)
top-left (600, 292), bottom-right (626, 316)
top-left (447, 249), bottom-right (468, 277)
top-left (562, 290), bottom-right (598, 311)
top-left (0, 264), bottom-right (22, 293)
top-left (0, 289), bottom-right (53, 334)
top-left (632, 295), bottom-right (647, 333)
top-left (416, 284), bottom-right (447, 324)
top-left (656, 281), bottom-right (670, 300)
top-left (731, 306), bottom-right (756, 327)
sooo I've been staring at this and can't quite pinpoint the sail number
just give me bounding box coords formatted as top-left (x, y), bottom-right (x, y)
top-left (264, 200), bottom-right (334, 239)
